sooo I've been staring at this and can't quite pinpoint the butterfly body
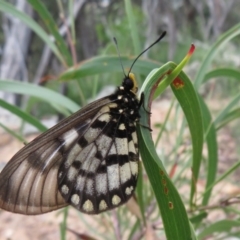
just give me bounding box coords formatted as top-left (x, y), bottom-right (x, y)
top-left (0, 73), bottom-right (141, 215)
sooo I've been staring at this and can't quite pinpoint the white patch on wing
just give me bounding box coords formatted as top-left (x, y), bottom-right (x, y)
top-left (88, 157), bottom-right (101, 172)
top-left (115, 138), bottom-right (128, 155)
top-left (132, 131), bottom-right (137, 144)
top-left (128, 140), bottom-right (136, 154)
top-left (96, 135), bottom-right (112, 157)
top-left (99, 200), bottom-right (107, 211)
top-left (108, 103), bottom-right (117, 108)
top-left (112, 195), bottom-right (121, 205)
top-left (86, 178), bottom-right (94, 195)
top-left (58, 171), bottom-right (63, 178)
top-left (98, 113), bottom-right (111, 122)
top-left (81, 144), bottom-right (97, 171)
top-left (61, 185), bottom-right (69, 195)
top-left (67, 167), bottom-right (78, 181)
top-left (76, 143), bottom-right (94, 162)
top-left (82, 200), bottom-right (94, 212)
top-left (84, 127), bottom-right (101, 142)
top-left (98, 106), bottom-right (110, 115)
top-left (109, 144), bottom-right (117, 155)
top-left (76, 175), bottom-right (85, 191)
top-left (96, 173), bottom-right (107, 195)
top-left (65, 144), bottom-right (82, 167)
top-left (125, 186), bottom-right (134, 195)
top-left (119, 123), bottom-right (125, 130)
top-left (61, 129), bottom-right (79, 148)
top-left (107, 164), bottom-right (119, 191)
top-left (120, 162), bottom-right (131, 183)
top-left (130, 161), bottom-right (138, 176)
top-left (71, 194), bottom-right (80, 205)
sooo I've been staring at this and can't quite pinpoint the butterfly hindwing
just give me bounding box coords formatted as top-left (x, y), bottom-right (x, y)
top-left (58, 102), bottom-right (139, 214)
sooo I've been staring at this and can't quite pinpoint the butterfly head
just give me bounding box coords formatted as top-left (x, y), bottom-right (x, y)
top-left (122, 72), bottom-right (138, 94)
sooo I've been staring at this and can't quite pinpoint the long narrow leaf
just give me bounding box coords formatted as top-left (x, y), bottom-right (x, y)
top-left (0, 99), bottom-right (47, 132)
top-left (59, 56), bottom-right (160, 81)
top-left (194, 23), bottom-right (240, 89)
top-left (198, 96), bottom-right (218, 206)
top-left (0, 80), bottom-right (80, 114)
top-left (138, 61), bottom-right (198, 239)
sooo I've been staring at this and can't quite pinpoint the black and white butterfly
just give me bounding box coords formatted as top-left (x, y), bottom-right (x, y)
top-left (0, 32), bottom-right (166, 215)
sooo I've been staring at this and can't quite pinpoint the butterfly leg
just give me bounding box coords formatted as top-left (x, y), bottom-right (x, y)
top-left (139, 92), bottom-right (151, 115)
top-left (138, 93), bottom-right (152, 131)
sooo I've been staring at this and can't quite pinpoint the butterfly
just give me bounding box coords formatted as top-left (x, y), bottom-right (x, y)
top-left (0, 32), bottom-right (166, 215)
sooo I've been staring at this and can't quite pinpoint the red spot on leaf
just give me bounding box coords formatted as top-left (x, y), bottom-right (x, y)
top-left (172, 77), bottom-right (184, 89)
top-left (168, 201), bottom-right (174, 209)
top-left (162, 179), bottom-right (167, 186)
top-left (160, 170), bottom-right (165, 176)
top-left (164, 186), bottom-right (169, 195)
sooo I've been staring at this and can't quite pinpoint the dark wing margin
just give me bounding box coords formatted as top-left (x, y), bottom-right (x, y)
top-left (0, 97), bottom-right (113, 215)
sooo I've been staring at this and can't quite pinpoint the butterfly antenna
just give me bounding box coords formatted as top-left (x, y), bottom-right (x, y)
top-left (128, 31), bottom-right (167, 76)
top-left (113, 37), bottom-right (127, 77)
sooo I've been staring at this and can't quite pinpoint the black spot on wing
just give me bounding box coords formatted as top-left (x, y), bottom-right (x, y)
top-left (101, 120), bottom-right (118, 138)
top-left (77, 170), bottom-right (94, 179)
top-left (72, 161), bottom-right (81, 169)
top-left (78, 136), bottom-right (88, 148)
top-left (97, 164), bottom-right (107, 174)
top-left (95, 151), bottom-right (103, 161)
top-left (91, 119), bottom-right (108, 129)
top-left (129, 152), bottom-right (138, 162)
top-left (115, 126), bottom-right (127, 139)
top-left (106, 154), bottom-right (129, 166)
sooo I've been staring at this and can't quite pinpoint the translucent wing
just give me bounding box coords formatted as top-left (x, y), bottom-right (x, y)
top-left (0, 97), bottom-right (111, 215)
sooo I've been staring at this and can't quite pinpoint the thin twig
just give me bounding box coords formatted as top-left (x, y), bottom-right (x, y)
top-left (188, 196), bottom-right (240, 212)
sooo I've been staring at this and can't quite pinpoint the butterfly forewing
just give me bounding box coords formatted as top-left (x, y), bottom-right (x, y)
top-left (0, 79), bottom-right (141, 215)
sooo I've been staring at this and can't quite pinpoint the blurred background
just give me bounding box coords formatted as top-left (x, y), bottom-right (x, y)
top-left (0, 0), bottom-right (240, 239)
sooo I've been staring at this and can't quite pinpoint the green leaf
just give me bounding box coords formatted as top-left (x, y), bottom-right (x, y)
top-left (170, 72), bottom-right (204, 206)
top-left (27, 0), bottom-right (72, 66)
top-left (59, 56), bottom-right (160, 81)
top-left (189, 212), bottom-right (208, 224)
top-left (0, 80), bottom-right (80, 114)
top-left (124, 0), bottom-right (141, 53)
top-left (216, 108), bottom-right (240, 130)
top-left (138, 61), bottom-right (199, 239)
top-left (0, 122), bottom-right (26, 143)
top-left (203, 68), bottom-right (240, 83)
top-left (214, 93), bottom-right (240, 126)
top-left (194, 23), bottom-right (240, 89)
top-left (198, 97), bottom-right (218, 206)
top-left (198, 220), bottom-right (240, 239)
top-left (0, 99), bottom-right (47, 133)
